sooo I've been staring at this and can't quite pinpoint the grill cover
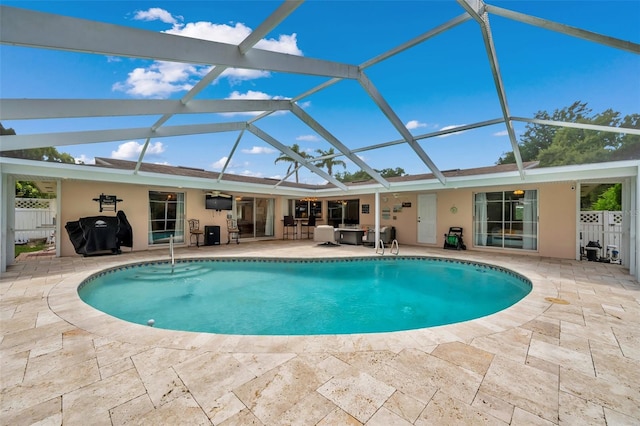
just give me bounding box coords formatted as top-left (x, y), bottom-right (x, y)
top-left (65, 211), bottom-right (132, 256)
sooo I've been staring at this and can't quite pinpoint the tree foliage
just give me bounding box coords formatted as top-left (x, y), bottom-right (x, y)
top-left (591, 184), bottom-right (622, 211)
top-left (274, 143), bottom-right (309, 183)
top-left (313, 148), bottom-right (346, 176)
top-left (2, 122), bottom-right (74, 198)
top-left (498, 102), bottom-right (639, 166)
top-left (1, 122), bottom-right (76, 163)
top-left (335, 167), bottom-right (406, 183)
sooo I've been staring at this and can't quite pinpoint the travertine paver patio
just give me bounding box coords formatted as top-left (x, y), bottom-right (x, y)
top-left (1, 240), bottom-right (639, 425)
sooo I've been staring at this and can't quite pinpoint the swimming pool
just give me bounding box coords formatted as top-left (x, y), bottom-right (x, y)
top-left (78, 256), bottom-right (531, 335)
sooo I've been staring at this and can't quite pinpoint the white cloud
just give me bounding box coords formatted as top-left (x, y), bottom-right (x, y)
top-left (111, 141), bottom-right (165, 159)
top-left (211, 157), bottom-right (230, 169)
top-left (493, 130), bottom-right (509, 136)
top-left (241, 146), bottom-right (276, 154)
top-left (220, 68), bottom-right (271, 84)
top-left (227, 90), bottom-right (285, 100)
top-left (74, 154), bottom-right (95, 165)
top-left (218, 90), bottom-right (289, 116)
top-left (133, 8), bottom-right (180, 25)
top-left (406, 120), bottom-right (427, 130)
top-left (114, 14), bottom-right (302, 99)
top-left (255, 33), bottom-right (302, 55)
top-left (239, 169), bottom-right (263, 177)
top-left (112, 62), bottom-right (199, 98)
top-left (437, 124), bottom-right (467, 138)
top-left (296, 134), bottom-right (320, 142)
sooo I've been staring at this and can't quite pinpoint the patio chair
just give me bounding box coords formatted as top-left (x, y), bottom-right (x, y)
top-left (314, 225), bottom-right (338, 245)
top-left (188, 219), bottom-right (204, 247)
top-left (301, 214), bottom-right (316, 239)
top-left (227, 218), bottom-right (240, 244)
top-left (283, 215), bottom-right (297, 239)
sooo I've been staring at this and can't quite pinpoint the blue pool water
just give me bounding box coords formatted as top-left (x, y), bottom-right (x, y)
top-left (78, 257), bottom-right (531, 335)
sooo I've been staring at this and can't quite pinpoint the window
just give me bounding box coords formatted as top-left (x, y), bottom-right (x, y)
top-left (148, 191), bottom-right (184, 244)
top-left (293, 199), bottom-right (322, 219)
top-left (327, 199), bottom-right (359, 227)
top-left (474, 190), bottom-right (538, 250)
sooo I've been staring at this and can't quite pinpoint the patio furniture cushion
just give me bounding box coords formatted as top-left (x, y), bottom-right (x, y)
top-left (314, 225), bottom-right (338, 245)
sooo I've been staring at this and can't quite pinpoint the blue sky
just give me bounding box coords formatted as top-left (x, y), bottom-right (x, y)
top-left (1, 1), bottom-right (639, 184)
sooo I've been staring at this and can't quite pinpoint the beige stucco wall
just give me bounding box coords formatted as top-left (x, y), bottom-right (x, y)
top-left (60, 181), bottom-right (268, 257)
top-left (60, 179), bottom-right (578, 259)
top-left (355, 182), bottom-right (577, 259)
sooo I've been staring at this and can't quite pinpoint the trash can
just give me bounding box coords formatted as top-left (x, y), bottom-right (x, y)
top-left (585, 247), bottom-right (598, 261)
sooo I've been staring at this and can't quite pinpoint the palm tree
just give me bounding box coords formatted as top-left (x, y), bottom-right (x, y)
top-left (314, 147), bottom-right (346, 176)
top-left (274, 144), bottom-right (309, 183)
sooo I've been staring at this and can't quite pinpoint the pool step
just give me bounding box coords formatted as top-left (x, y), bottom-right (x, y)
top-left (129, 263), bottom-right (212, 280)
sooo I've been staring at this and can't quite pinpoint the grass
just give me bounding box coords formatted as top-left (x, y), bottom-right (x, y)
top-left (15, 241), bottom-right (47, 258)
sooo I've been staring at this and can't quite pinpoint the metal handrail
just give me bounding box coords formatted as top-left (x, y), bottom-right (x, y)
top-left (375, 239), bottom-right (385, 255)
top-left (390, 239), bottom-right (400, 255)
top-left (169, 234), bottom-right (175, 271)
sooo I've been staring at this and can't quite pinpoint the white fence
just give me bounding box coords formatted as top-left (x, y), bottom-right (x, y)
top-left (14, 198), bottom-right (56, 244)
top-left (580, 210), bottom-right (622, 251)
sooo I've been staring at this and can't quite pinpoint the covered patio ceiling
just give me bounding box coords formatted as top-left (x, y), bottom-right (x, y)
top-left (1, 0), bottom-right (639, 194)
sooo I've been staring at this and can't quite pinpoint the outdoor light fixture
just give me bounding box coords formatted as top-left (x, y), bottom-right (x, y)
top-left (513, 189), bottom-right (524, 195)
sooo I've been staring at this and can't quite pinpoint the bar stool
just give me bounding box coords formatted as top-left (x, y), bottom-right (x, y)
top-left (283, 215), bottom-right (297, 239)
top-left (301, 214), bottom-right (316, 239)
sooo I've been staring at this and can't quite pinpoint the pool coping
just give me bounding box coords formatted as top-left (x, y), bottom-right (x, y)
top-left (48, 251), bottom-right (557, 353)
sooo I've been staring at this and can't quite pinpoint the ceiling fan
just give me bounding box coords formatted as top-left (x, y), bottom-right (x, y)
top-left (205, 190), bottom-right (232, 198)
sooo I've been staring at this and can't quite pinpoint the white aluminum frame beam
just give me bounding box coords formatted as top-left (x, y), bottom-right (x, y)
top-left (218, 130), bottom-right (246, 181)
top-left (351, 118), bottom-right (505, 154)
top-left (137, 1), bottom-right (304, 177)
top-left (248, 124), bottom-right (348, 190)
top-left (0, 6), bottom-right (359, 79)
top-left (457, 0), bottom-right (525, 179)
top-left (0, 122), bottom-right (247, 151)
top-left (289, 103), bottom-right (390, 188)
top-left (486, 4), bottom-right (640, 55)
top-left (510, 117), bottom-right (640, 136)
top-left (358, 71), bottom-right (446, 184)
top-left (0, 99), bottom-right (293, 120)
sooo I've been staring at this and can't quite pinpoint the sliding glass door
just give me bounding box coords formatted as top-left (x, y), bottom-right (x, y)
top-left (235, 196), bottom-right (275, 238)
top-left (474, 190), bottom-right (538, 250)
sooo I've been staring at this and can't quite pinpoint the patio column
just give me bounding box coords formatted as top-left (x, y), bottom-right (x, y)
top-left (1, 171), bottom-right (16, 272)
top-left (374, 191), bottom-right (380, 247)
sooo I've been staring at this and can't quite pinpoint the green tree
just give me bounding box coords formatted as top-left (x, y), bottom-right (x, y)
top-left (498, 101), bottom-right (591, 164)
top-left (498, 102), bottom-right (639, 167)
top-left (274, 143), bottom-right (309, 183)
top-left (313, 147), bottom-right (346, 176)
top-left (335, 167), bottom-right (406, 183)
top-left (537, 109), bottom-right (638, 167)
top-left (591, 184), bottom-right (622, 210)
top-left (1, 122), bottom-right (75, 163)
top-left (2, 122), bottom-right (75, 198)
top-left (378, 167), bottom-right (406, 178)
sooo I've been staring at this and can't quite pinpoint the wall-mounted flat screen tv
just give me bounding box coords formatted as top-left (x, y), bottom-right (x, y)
top-left (205, 195), bottom-right (233, 210)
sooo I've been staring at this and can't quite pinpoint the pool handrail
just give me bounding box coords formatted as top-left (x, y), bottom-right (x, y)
top-left (169, 234), bottom-right (175, 270)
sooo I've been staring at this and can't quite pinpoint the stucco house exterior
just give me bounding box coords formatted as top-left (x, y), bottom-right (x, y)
top-left (1, 2), bottom-right (638, 278)
top-left (2, 156), bottom-right (639, 280)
